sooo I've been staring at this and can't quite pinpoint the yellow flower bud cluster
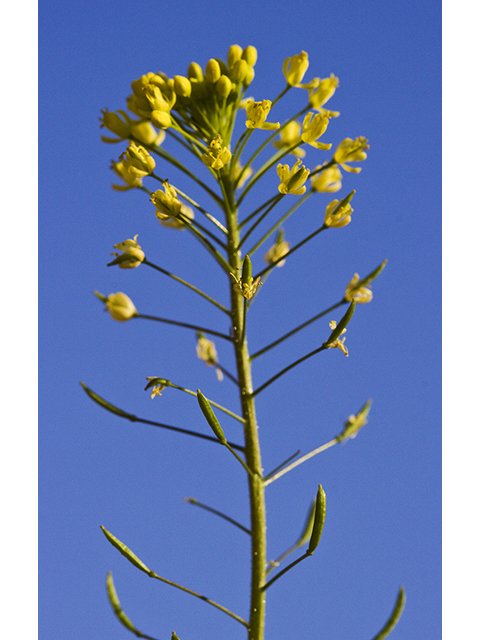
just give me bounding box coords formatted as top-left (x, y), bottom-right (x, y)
top-left (127, 72), bottom-right (177, 130)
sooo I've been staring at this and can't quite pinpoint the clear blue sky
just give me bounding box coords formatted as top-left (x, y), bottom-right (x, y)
top-left (39, 1), bottom-right (441, 639)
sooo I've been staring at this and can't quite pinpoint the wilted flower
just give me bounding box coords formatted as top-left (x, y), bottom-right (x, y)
top-left (345, 273), bottom-right (373, 303)
top-left (109, 234), bottom-right (145, 269)
top-left (196, 333), bottom-right (223, 381)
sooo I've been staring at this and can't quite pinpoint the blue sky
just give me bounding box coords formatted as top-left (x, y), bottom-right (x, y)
top-left (38, 1), bottom-right (442, 639)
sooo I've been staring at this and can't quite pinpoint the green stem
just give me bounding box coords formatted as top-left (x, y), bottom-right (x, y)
top-left (250, 300), bottom-right (345, 361)
top-left (149, 570), bottom-right (248, 627)
top-left (239, 195), bottom-right (280, 229)
top-left (185, 498), bottom-right (251, 535)
top-left (261, 552), bottom-right (310, 591)
top-left (143, 259), bottom-right (230, 315)
top-left (263, 437), bottom-right (339, 487)
top-left (252, 345), bottom-right (327, 397)
top-left (224, 182), bottom-right (267, 640)
top-left (134, 314), bottom-right (232, 342)
top-left (238, 195), bottom-right (284, 250)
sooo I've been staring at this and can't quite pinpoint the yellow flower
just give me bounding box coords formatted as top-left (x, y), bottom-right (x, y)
top-left (301, 112), bottom-right (332, 150)
top-left (334, 137), bottom-right (369, 173)
top-left (264, 230), bottom-right (291, 267)
top-left (310, 163), bottom-right (342, 192)
top-left (324, 198), bottom-right (353, 228)
top-left (277, 159), bottom-right (310, 195)
top-left (273, 121), bottom-right (305, 158)
top-left (202, 135), bottom-right (232, 170)
top-left (283, 51), bottom-right (309, 86)
top-left (131, 121), bottom-right (165, 146)
top-left (196, 333), bottom-right (223, 381)
top-left (345, 273), bottom-right (373, 303)
top-left (151, 182), bottom-right (182, 220)
top-left (100, 109), bottom-right (131, 143)
top-left (96, 291), bottom-right (137, 322)
top-left (245, 100), bottom-right (280, 130)
top-left (308, 74), bottom-right (339, 110)
top-left (325, 320), bottom-right (348, 356)
top-left (110, 159), bottom-right (142, 191)
top-left (121, 142), bottom-right (155, 178)
top-left (233, 276), bottom-right (262, 300)
top-left (160, 203), bottom-right (195, 230)
top-left (110, 234), bottom-right (145, 269)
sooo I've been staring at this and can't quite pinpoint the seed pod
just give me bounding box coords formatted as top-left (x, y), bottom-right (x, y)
top-left (242, 255), bottom-right (252, 285)
top-left (106, 572), bottom-right (137, 633)
top-left (324, 301), bottom-right (356, 346)
top-left (296, 498), bottom-right (316, 548)
top-left (307, 484), bottom-right (326, 555)
top-left (100, 526), bottom-right (151, 575)
top-left (197, 390), bottom-right (227, 445)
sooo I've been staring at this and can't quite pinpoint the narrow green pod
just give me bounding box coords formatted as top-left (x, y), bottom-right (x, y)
top-left (371, 586), bottom-right (406, 640)
top-left (242, 255), bottom-right (252, 285)
top-left (80, 382), bottom-right (133, 419)
top-left (307, 485), bottom-right (327, 555)
top-left (101, 526), bottom-right (151, 575)
top-left (296, 498), bottom-right (317, 548)
top-left (106, 571), bottom-right (137, 633)
top-left (324, 301), bottom-right (356, 346)
top-left (197, 390), bottom-right (227, 445)
top-left (356, 258), bottom-right (388, 289)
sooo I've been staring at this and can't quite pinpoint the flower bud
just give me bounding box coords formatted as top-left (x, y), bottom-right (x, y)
top-left (241, 45), bottom-right (258, 67)
top-left (174, 75), bottom-right (192, 98)
top-left (100, 109), bottom-right (131, 140)
top-left (231, 59), bottom-right (248, 83)
top-left (216, 75), bottom-right (233, 98)
top-left (187, 62), bottom-right (204, 82)
top-left (151, 109), bottom-right (172, 130)
top-left (103, 292), bottom-right (138, 322)
top-left (227, 44), bottom-right (243, 68)
top-left (205, 58), bottom-right (221, 83)
top-left (131, 120), bottom-right (164, 146)
top-left (283, 51), bottom-right (309, 86)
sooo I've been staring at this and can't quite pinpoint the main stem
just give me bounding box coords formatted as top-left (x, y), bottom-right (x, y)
top-left (224, 184), bottom-right (266, 640)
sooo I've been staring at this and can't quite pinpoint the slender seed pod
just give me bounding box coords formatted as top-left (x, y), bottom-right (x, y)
top-left (296, 498), bottom-right (317, 548)
top-left (329, 189), bottom-right (356, 218)
top-left (307, 484), bottom-right (327, 555)
top-left (80, 382), bottom-right (133, 419)
top-left (106, 571), bottom-right (137, 633)
top-left (100, 526), bottom-right (151, 575)
top-left (197, 390), bottom-right (227, 444)
top-left (242, 254), bottom-right (252, 285)
top-left (323, 301), bottom-right (356, 346)
top-left (371, 586), bottom-right (406, 640)
top-left (354, 258), bottom-right (388, 290)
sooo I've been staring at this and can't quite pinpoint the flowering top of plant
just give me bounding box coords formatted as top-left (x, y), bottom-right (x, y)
top-left (91, 44), bottom-right (404, 640)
